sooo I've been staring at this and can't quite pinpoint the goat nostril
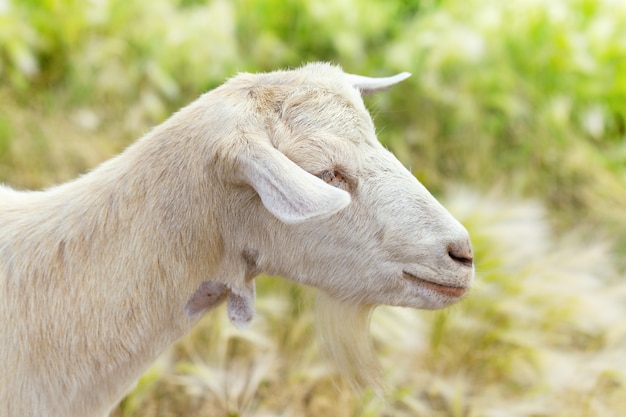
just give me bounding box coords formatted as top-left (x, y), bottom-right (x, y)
top-left (447, 240), bottom-right (474, 267)
top-left (449, 251), bottom-right (473, 267)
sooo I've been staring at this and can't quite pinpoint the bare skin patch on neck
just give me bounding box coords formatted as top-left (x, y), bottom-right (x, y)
top-left (184, 281), bottom-right (229, 317)
top-left (184, 279), bottom-right (256, 329)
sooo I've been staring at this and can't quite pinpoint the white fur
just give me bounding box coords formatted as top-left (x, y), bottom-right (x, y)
top-left (0, 63), bottom-right (473, 416)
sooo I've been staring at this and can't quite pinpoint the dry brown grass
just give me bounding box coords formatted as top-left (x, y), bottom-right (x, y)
top-left (105, 190), bottom-right (626, 417)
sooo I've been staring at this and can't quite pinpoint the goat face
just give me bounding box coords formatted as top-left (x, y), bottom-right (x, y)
top-left (227, 63), bottom-right (474, 310)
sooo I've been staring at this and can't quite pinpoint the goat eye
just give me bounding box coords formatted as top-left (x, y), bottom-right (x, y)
top-left (318, 170), bottom-right (349, 190)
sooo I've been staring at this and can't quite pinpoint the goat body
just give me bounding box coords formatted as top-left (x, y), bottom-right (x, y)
top-left (0, 63), bottom-right (473, 416)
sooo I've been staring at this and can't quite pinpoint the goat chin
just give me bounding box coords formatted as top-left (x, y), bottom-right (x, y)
top-left (315, 291), bottom-right (382, 394)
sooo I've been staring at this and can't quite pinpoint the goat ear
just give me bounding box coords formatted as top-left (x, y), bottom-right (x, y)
top-left (344, 71), bottom-right (411, 95)
top-left (236, 138), bottom-right (351, 224)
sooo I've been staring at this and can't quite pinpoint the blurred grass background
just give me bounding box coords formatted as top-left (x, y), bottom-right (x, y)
top-left (1, 0), bottom-right (626, 415)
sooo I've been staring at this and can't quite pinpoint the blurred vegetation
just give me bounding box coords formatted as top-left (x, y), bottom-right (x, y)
top-left (2, 0), bottom-right (626, 415)
top-left (2, 0), bottom-right (626, 250)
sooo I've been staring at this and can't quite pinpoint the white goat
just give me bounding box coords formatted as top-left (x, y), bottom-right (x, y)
top-left (0, 63), bottom-right (474, 417)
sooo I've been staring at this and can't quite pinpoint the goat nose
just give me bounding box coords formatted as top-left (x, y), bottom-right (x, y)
top-left (447, 238), bottom-right (474, 268)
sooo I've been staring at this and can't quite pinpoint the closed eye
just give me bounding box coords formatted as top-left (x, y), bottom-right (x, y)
top-left (317, 169), bottom-right (352, 191)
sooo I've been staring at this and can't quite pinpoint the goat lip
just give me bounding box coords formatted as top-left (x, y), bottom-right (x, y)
top-left (402, 271), bottom-right (467, 298)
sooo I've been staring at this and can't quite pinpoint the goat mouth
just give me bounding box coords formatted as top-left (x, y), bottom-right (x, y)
top-left (402, 271), bottom-right (467, 298)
